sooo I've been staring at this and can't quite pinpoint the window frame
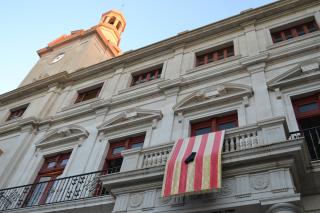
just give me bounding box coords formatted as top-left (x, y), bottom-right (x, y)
top-left (271, 19), bottom-right (319, 44)
top-left (103, 134), bottom-right (145, 171)
top-left (131, 67), bottom-right (162, 87)
top-left (6, 105), bottom-right (29, 121)
top-left (25, 152), bottom-right (72, 206)
top-left (190, 113), bottom-right (238, 137)
top-left (74, 83), bottom-right (103, 104)
top-left (292, 93), bottom-right (320, 120)
top-left (195, 44), bottom-right (235, 67)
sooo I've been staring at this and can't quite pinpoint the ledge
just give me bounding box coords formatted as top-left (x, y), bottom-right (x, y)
top-left (117, 78), bottom-right (165, 95)
top-left (101, 139), bottom-right (306, 191)
top-left (186, 55), bottom-right (241, 74)
top-left (2, 195), bottom-right (114, 213)
top-left (266, 31), bottom-right (320, 51)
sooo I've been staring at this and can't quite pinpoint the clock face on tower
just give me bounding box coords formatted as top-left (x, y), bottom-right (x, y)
top-left (50, 53), bottom-right (65, 64)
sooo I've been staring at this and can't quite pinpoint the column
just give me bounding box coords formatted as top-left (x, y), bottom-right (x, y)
top-left (266, 203), bottom-right (302, 213)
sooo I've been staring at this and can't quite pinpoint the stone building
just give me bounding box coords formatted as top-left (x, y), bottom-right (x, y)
top-left (0, 0), bottom-right (320, 212)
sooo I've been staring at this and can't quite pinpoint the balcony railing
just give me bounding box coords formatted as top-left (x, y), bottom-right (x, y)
top-left (289, 126), bottom-right (320, 161)
top-left (141, 125), bottom-right (264, 169)
top-left (0, 167), bottom-right (120, 211)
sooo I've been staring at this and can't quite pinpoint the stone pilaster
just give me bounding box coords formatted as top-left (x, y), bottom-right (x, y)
top-left (247, 62), bottom-right (273, 121)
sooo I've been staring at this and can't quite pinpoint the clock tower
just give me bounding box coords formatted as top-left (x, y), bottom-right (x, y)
top-left (19, 10), bottom-right (126, 87)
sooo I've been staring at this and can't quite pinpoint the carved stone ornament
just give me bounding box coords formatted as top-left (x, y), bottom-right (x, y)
top-left (173, 83), bottom-right (252, 114)
top-left (217, 181), bottom-right (233, 197)
top-left (129, 193), bottom-right (144, 208)
top-left (301, 61), bottom-right (319, 73)
top-left (97, 107), bottom-right (162, 132)
top-left (36, 125), bottom-right (89, 149)
top-left (267, 60), bottom-right (320, 89)
top-left (250, 174), bottom-right (270, 191)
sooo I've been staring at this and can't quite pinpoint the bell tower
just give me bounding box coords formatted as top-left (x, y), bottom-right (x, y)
top-left (19, 10), bottom-right (126, 87)
top-left (99, 10), bottom-right (126, 47)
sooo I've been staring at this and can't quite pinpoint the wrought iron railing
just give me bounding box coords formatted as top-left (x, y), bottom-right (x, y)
top-left (0, 167), bottom-right (120, 211)
top-left (289, 126), bottom-right (320, 161)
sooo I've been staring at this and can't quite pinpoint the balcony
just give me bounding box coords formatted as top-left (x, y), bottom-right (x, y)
top-left (0, 167), bottom-right (119, 212)
top-left (102, 117), bottom-right (299, 185)
top-left (289, 126), bottom-right (320, 161)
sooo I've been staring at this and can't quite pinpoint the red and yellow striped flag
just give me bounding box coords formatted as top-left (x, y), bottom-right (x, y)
top-left (162, 131), bottom-right (225, 197)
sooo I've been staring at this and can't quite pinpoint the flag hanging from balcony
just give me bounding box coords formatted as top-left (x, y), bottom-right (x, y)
top-left (162, 131), bottom-right (225, 197)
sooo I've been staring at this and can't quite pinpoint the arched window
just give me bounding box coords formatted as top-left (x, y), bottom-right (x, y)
top-left (109, 17), bottom-right (116, 25)
top-left (116, 21), bottom-right (122, 30)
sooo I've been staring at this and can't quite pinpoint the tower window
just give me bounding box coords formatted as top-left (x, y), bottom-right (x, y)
top-left (7, 105), bottom-right (28, 121)
top-left (271, 19), bottom-right (319, 43)
top-left (190, 113), bottom-right (238, 137)
top-left (196, 44), bottom-right (234, 67)
top-left (116, 22), bottom-right (122, 30)
top-left (109, 17), bottom-right (116, 25)
top-left (74, 84), bottom-right (103, 104)
top-left (131, 67), bottom-right (162, 86)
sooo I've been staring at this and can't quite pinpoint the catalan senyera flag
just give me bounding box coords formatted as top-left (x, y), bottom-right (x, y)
top-left (162, 131), bottom-right (225, 197)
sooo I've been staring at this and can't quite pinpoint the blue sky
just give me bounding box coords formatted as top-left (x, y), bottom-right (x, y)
top-left (0, 0), bottom-right (275, 94)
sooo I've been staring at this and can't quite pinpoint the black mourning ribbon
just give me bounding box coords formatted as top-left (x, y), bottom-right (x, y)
top-left (184, 152), bottom-right (197, 164)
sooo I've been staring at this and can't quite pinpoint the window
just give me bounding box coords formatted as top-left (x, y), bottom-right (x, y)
top-left (116, 22), bottom-right (122, 30)
top-left (196, 45), bottom-right (234, 67)
top-left (292, 93), bottom-right (320, 125)
top-left (74, 84), bottom-right (103, 104)
top-left (7, 105), bottom-right (28, 121)
top-left (131, 67), bottom-right (162, 86)
top-left (26, 152), bottom-right (71, 206)
top-left (103, 135), bottom-right (145, 173)
top-left (271, 20), bottom-right (319, 43)
top-left (191, 113), bottom-right (238, 137)
top-left (292, 93), bottom-right (320, 160)
top-left (109, 17), bottom-right (116, 25)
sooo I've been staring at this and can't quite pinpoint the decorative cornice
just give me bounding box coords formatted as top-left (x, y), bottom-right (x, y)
top-left (0, 117), bottom-right (39, 135)
top-left (0, 72), bottom-right (68, 105)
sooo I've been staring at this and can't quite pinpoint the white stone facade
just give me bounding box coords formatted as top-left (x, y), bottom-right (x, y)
top-left (1, 0), bottom-right (320, 212)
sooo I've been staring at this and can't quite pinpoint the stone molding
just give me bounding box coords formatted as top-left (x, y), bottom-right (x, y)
top-left (1, 195), bottom-right (115, 213)
top-left (0, 117), bottom-right (39, 135)
top-left (268, 59), bottom-right (320, 90)
top-left (108, 167), bottom-right (299, 213)
top-left (173, 83), bottom-right (253, 114)
top-left (266, 203), bottom-right (302, 213)
top-left (97, 107), bottom-right (163, 133)
top-left (35, 124), bottom-right (89, 149)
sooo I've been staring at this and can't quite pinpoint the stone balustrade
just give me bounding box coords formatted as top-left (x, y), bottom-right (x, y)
top-left (223, 125), bottom-right (263, 153)
top-left (139, 125), bottom-right (264, 169)
top-left (121, 117), bottom-right (287, 172)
